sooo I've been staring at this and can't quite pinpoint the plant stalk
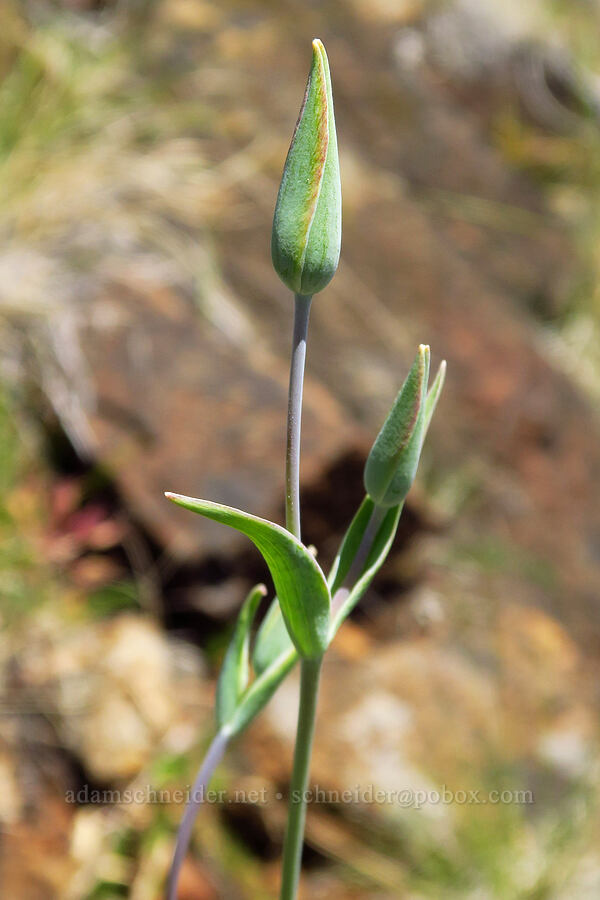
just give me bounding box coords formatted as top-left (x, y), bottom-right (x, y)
top-left (166, 729), bottom-right (229, 900)
top-left (285, 293), bottom-right (312, 540)
top-left (279, 656), bottom-right (322, 900)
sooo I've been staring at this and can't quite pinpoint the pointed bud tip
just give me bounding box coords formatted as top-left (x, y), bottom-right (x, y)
top-left (271, 38), bottom-right (341, 295)
top-left (417, 345), bottom-right (430, 380)
top-left (430, 360), bottom-right (447, 389)
top-left (363, 345), bottom-right (432, 508)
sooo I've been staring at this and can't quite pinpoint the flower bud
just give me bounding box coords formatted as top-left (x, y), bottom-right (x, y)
top-left (364, 345), bottom-right (431, 508)
top-left (271, 39), bottom-right (342, 296)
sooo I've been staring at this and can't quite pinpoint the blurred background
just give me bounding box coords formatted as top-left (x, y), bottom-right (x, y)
top-left (2, 0), bottom-right (600, 897)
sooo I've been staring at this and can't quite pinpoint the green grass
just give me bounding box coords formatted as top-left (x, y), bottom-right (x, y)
top-left (87, 579), bottom-right (141, 617)
top-left (491, 0), bottom-right (600, 400)
top-left (452, 536), bottom-right (558, 592)
top-left (0, 387), bottom-right (56, 623)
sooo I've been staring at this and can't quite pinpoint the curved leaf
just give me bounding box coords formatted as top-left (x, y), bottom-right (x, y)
top-left (245, 497), bottom-right (402, 734)
top-left (165, 493), bottom-right (330, 659)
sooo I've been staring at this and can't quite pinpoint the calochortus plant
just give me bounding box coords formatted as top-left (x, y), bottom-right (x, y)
top-left (165, 39), bottom-right (445, 900)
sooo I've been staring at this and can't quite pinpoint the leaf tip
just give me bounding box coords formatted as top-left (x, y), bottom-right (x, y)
top-left (165, 491), bottom-right (186, 505)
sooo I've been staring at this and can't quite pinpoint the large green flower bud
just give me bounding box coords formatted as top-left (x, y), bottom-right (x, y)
top-left (272, 39), bottom-right (342, 296)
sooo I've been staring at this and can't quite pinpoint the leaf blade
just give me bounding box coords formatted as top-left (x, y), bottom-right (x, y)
top-left (252, 595), bottom-right (294, 676)
top-left (423, 359), bottom-right (446, 437)
top-left (216, 583), bottom-right (266, 728)
top-left (331, 502), bottom-right (402, 636)
top-left (165, 493), bottom-right (330, 658)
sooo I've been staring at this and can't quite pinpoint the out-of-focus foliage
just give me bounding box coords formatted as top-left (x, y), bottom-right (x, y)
top-left (1, 2), bottom-right (600, 899)
top-left (493, 0), bottom-right (600, 401)
top-left (0, 387), bottom-right (59, 624)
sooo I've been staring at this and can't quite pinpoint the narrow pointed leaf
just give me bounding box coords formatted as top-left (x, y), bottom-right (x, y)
top-left (364, 345), bottom-right (430, 508)
top-left (328, 495), bottom-right (375, 595)
top-left (226, 643), bottom-right (297, 737)
top-left (330, 502), bottom-right (402, 636)
top-left (253, 596), bottom-right (293, 676)
top-left (165, 493), bottom-right (330, 659)
top-left (423, 359), bottom-right (446, 437)
top-left (253, 499), bottom-right (389, 675)
top-left (272, 38), bottom-right (341, 295)
top-left (216, 583), bottom-right (266, 728)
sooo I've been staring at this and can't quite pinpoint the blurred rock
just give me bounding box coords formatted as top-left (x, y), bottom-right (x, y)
top-left (0, 749), bottom-right (22, 825)
top-left (1, 2), bottom-right (600, 895)
top-left (0, 788), bottom-right (76, 900)
top-left (244, 604), bottom-right (598, 888)
top-left (170, 857), bottom-right (219, 900)
top-left (252, 639), bottom-right (499, 827)
top-left (17, 613), bottom-right (207, 782)
top-left (85, 276), bottom-right (359, 560)
top-left (537, 717), bottom-right (593, 780)
top-left (2, 0), bottom-right (589, 574)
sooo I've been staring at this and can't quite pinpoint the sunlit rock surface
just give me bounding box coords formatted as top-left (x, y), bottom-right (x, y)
top-left (1, 1), bottom-right (600, 897)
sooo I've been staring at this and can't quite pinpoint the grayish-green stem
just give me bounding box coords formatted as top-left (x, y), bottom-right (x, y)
top-left (285, 294), bottom-right (312, 540)
top-left (166, 729), bottom-right (229, 900)
top-left (279, 657), bottom-right (322, 900)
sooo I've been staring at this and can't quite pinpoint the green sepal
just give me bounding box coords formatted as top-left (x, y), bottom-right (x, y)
top-left (165, 493), bottom-right (330, 659)
top-left (215, 583), bottom-right (266, 729)
top-left (330, 502), bottom-right (402, 636)
top-left (328, 496), bottom-right (375, 595)
top-left (364, 345), bottom-right (430, 508)
top-left (423, 360), bottom-right (446, 436)
top-left (252, 596), bottom-right (293, 676)
top-left (271, 39), bottom-right (341, 295)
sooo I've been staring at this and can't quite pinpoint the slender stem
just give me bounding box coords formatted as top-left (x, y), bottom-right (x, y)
top-left (166, 729), bottom-right (229, 900)
top-left (279, 657), bottom-right (322, 900)
top-left (285, 294), bottom-right (312, 540)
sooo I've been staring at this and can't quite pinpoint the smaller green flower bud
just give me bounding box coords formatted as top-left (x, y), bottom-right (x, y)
top-left (364, 345), bottom-right (431, 508)
top-left (271, 39), bottom-right (342, 296)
